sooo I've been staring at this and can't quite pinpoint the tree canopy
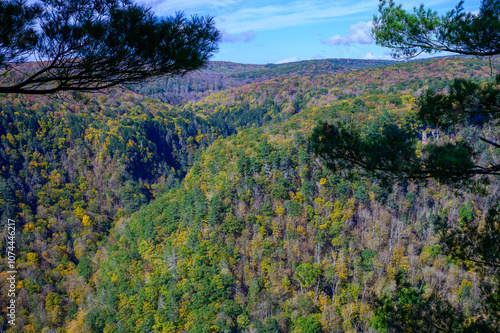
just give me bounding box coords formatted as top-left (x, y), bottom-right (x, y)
top-left (373, 0), bottom-right (500, 58)
top-left (0, 0), bottom-right (220, 95)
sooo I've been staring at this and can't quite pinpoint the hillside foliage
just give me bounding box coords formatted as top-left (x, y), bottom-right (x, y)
top-left (0, 56), bottom-right (499, 332)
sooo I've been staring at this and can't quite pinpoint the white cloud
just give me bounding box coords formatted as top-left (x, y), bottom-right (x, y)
top-left (322, 21), bottom-right (373, 46)
top-left (275, 57), bottom-right (300, 64)
top-left (218, 0), bottom-right (376, 33)
top-left (142, 0), bottom-right (451, 34)
top-left (362, 52), bottom-right (393, 60)
top-left (221, 30), bottom-right (257, 43)
top-left (140, 0), bottom-right (242, 12)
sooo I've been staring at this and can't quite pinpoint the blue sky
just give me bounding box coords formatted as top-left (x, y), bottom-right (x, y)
top-left (139, 0), bottom-right (482, 64)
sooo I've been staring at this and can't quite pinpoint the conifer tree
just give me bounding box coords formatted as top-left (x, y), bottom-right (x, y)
top-left (0, 0), bottom-right (220, 95)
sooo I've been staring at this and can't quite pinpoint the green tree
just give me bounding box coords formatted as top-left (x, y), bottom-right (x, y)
top-left (373, 0), bottom-right (500, 58)
top-left (0, 0), bottom-right (220, 95)
top-left (294, 314), bottom-right (322, 333)
top-left (294, 263), bottom-right (321, 290)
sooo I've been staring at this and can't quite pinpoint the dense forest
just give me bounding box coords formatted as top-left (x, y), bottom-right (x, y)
top-left (0, 55), bottom-right (499, 332)
top-left (129, 59), bottom-right (396, 105)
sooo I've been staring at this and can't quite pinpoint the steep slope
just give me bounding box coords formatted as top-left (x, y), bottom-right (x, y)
top-left (0, 56), bottom-right (498, 332)
top-left (77, 56), bottom-right (499, 332)
top-left (89, 123), bottom-right (497, 332)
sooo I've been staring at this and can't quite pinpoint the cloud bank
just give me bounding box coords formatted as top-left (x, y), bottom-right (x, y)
top-left (275, 57), bottom-right (300, 64)
top-left (141, 0), bottom-right (242, 12)
top-left (221, 30), bottom-right (257, 43)
top-left (363, 51), bottom-right (393, 60)
top-left (218, 0), bottom-right (375, 33)
top-left (322, 21), bottom-right (373, 46)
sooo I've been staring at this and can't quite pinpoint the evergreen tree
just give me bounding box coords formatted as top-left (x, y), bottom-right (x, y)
top-left (0, 0), bottom-right (220, 95)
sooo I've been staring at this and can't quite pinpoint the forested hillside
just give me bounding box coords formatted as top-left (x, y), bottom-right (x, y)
top-left (0, 56), bottom-right (499, 332)
top-left (130, 59), bottom-right (396, 105)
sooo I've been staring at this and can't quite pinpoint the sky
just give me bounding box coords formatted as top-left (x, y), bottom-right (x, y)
top-left (138, 0), bottom-right (483, 64)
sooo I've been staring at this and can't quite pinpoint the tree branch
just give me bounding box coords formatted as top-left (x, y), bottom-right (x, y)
top-left (479, 136), bottom-right (500, 149)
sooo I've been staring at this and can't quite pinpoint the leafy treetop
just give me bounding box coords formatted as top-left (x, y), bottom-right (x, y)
top-left (373, 0), bottom-right (500, 58)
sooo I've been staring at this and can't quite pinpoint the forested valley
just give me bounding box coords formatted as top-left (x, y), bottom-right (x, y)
top-left (1, 55), bottom-right (499, 332)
